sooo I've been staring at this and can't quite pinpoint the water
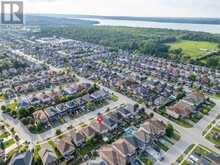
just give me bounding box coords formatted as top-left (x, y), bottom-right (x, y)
top-left (78, 18), bottom-right (220, 34)
top-left (124, 127), bottom-right (135, 135)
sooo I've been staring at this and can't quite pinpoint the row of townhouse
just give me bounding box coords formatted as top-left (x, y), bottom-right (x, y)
top-left (33, 89), bottom-right (109, 125)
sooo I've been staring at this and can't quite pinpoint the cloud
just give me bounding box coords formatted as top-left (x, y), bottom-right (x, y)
top-left (23, 0), bottom-right (220, 18)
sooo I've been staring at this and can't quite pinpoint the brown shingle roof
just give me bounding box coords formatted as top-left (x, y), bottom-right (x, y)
top-left (141, 119), bottom-right (166, 137)
top-left (33, 110), bottom-right (48, 122)
top-left (55, 139), bottom-right (75, 155)
top-left (112, 138), bottom-right (136, 157)
top-left (81, 126), bottom-right (97, 138)
top-left (99, 145), bottom-right (126, 165)
top-left (72, 131), bottom-right (85, 146)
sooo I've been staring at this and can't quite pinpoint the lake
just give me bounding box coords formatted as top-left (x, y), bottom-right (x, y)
top-left (78, 18), bottom-right (220, 34)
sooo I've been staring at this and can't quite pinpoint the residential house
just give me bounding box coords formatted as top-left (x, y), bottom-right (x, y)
top-left (81, 126), bottom-right (97, 140)
top-left (81, 158), bottom-right (108, 165)
top-left (118, 107), bottom-right (131, 119)
top-left (133, 129), bottom-right (151, 150)
top-left (107, 111), bottom-right (124, 124)
top-left (72, 131), bottom-right (86, 147)
top-left (9, 151), bottom-right (33, 165)
top-left (55, 103), bottom-right (69, 116)
top-left (141, 119), bottom-right (166, 138)
top-left (38, 144), bottom-right (57, 165)
top-left (199, 153), bottom-right (220, 165)
top-left (30, 96), bottom-right (41, 106)
top-left (54, 138), bottom-right (75, 157)
top-left (40, 94), bottom-right (52, 104)
top-left (154, 96), bottom-right (173, 107)
top-left (44, 107), bottom-right (60, 122)
top-left (90, 90), bottom-right (108, 102)
top-left (75, 98), bottom-right (86, 107)
top-left (112, 138), bottom-right (137, 164)
top-left (103, 117), bottom-right (117, 131)
top-left (127, 104), bottom-right (139, 116)
top-left (63, 86), bottom-right (78, 95)
top-left (33, 110), bottom-right (49, 125)
top-left (90, 121), bottom-right (109, 134)
top-left (18, 97), bottom-right (29, 108)
top-left (183, 91), bottom-right (206, 107)
top-left (166, 100), bottom-right (194, 119)
top-left (99, 145), bottom-right (126, 165)
top-left (65, 100), bottom-right (79, 113)
top-left (82, 94), bottom-right (93, 103)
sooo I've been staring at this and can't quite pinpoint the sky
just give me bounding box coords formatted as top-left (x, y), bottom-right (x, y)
top-left (23, 0), bottom-right (220, 18)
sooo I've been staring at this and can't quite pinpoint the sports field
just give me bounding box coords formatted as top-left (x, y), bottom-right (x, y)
top-left (168, 40), bottom-right (219, 59)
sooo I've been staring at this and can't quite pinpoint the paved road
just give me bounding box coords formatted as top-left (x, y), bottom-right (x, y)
top-left (154, 99), bottom-right (220, 165)
top-left (5, 49), bottom-right (220, 165)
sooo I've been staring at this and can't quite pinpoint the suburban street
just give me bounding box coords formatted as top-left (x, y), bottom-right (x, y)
top-left (2, 48), bottom-right (220, 164)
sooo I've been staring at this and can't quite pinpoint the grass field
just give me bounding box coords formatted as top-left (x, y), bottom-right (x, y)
top-left (168, 40), bottom-right (219, 59)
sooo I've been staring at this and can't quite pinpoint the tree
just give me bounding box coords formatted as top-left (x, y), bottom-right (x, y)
top-left (188, 73), bottom-right (196, 81)
top-left (139, 107), bottom-right (145, 114)
top-left (207, 58), bottom-right (219, 68)
top-left (134, 103), bottom-right (139, 111)
top-left (1, 105), bottom-right (6, 111)
top-left (56, 129), bottom-right (62, 136)
top-left (18, 108), bottom-right (29, 119)
top-left (149, 112), bottom-right (154, 118)
top-left (86, 101), bottom-right (94, 111)
top-left (165, 123), bottom-right (174, 138)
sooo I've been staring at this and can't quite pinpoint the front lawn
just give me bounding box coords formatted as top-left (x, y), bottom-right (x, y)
top-left (140, 152), bottom-right (153, 165)
top-left (0, 132), bottom-right (10, 138)
top-left (111, 95), bottom-right (118, 102)
top-left (176, 144), bottom-right (195, 163)
top-left (78, 136), bottom-right (102, 156)
top-left (2, 139), bottom-right (16, 149)
top-left (7, 144), bottom-right (28, 160)
top-left (154, 140), bottom-right (169, 152)
top-left (200, 101), bottom-right (216, 114)
top-left (155, 109), bottom-right (192, 128)
top-left (212, 93), bottom-right (220, 99)
top-left (205, 127), bottom-right (220, 145)
top-left (48, 140), bottom-right (62, 158)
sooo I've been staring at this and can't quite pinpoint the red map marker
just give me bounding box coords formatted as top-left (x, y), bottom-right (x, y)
top-left (97, 113), bottom-right (104, 124)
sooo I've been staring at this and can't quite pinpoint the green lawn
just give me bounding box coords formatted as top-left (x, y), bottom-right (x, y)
top-left (155, 108), bottom-right (193, 128)
top-left (212, 93), bottom-right (220, 99)
top-left (154, 141), bottom-right (169, 152)
top-left (205, 127), bottom-right (220, 145)
top-left (48, 140), bottom-right (62, 158)
top-left (34, 144), bottom-right (40, 162)
top-left (111, 95), bottom-right (118, 102)
top-left (180, 145), bottom-right (212, 165)
top-left (140, 153), bottom-right (153, 165)
top-left (7, 144), bottom-right (28, 160)
top-left (0, 132), bottom-right (10, 138)
top-left (176, 144), bottom-right (196, 163)
top-left (169, 40), bottom-right (219, 59)
top-left (2, 139), bottom-right (16, 149)
top-left (173, 130), bottom-right (181, 141)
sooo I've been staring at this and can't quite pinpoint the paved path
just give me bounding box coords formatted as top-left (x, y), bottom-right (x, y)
top-left (4, 48), bottom-right (220, 165)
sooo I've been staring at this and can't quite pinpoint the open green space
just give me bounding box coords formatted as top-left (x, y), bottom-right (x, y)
top-left (168, 40), bottom-right (219, 59)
